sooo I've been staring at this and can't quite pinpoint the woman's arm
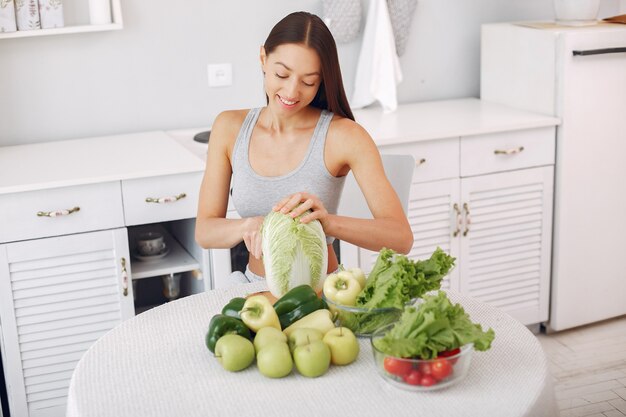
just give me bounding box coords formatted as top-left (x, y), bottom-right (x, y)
top-left (195, 111), bottom-right (264, 257)
top-left (326, 122), bottom-right (413, 254)
top-left (277, 119), bottom-right (414, 255)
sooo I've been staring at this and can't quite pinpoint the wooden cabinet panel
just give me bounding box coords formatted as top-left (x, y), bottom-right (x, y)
top-left (459, 166), bottom-right (554, 324)
top-left (380, 138), bottom-right (459, 183)
top-left (0, 229), bottom-right (133, 417)
top-left (0, 182), bottom-right (124, 244)
top-left (121, 172), bottom-right (203, 226)
top-left (460, 127), bottom-right (555, 177)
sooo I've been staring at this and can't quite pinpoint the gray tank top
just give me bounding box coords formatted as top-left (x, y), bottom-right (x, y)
top-left (231, 108), bottom-right (346, 244)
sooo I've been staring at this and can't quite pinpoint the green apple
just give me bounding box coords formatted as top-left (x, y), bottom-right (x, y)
top-left (293, 339), bottom-right (331, 377)
top-left (323, 326), bottom-right (360, 365)
top-left (323, 272), bottom-right (361, 306)
top-left (287, 328), bottom-right (324, 352)
top-left (348, 267), bottom-right (367, 289)
top-left (214, 334), bottom-right (255, 372)
top-left (254, 326), bottom-right (287, 353)
top-left (256, 341), bottom-right (293, 378)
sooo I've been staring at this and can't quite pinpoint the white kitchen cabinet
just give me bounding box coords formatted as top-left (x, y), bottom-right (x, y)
top-left (340, 103), bottom-right (557, 325)
top-left (481, 22), bottom-right (626, 332)
top-left (0, 131), bottom-right (207, 417)
top-left (459, 166), bottom-right (553, 325)
top-left (0, 229), bottom-right (133, 417)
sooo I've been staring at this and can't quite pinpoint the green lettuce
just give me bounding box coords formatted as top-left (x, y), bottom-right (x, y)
top-left (373, 291), bottom-right (495, 359)
top-left (355, 247), bottom-right (455, 309)
top-left (261, 210), bottom-right (328, 297)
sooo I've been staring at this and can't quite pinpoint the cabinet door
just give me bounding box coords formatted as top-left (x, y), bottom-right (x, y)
top-left (0, 229), bottom-right (133, 417)
top-left (459, 167), bottom-right (553, 325)
top-left (356, 178), bottom-right (461, 291)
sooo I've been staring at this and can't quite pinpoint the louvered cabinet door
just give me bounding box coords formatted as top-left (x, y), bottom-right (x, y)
top-left (357, 178), bottom-right (461, 291)
top-left (459, 166), bottom-right (554, 325)
top-left (0, 228), bottom-right (134, 417)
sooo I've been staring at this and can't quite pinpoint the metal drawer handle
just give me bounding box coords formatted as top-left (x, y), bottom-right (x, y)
top-left (494, 146), bottom-right (524, 155)
top-left (37, 206), bottom-right (80, 217)
top-left (145, 193), bottom-right (187, 204)
top-left (416, 158), bottom-right (426, 167)
top-left (573, 47), bottom-right (626, 56)
top-left (452, 203), bottom-right (462, 237)
top-left (463, 203), bottom-right (471, 237)
top-left (121, 258), bottom-right (129, 297)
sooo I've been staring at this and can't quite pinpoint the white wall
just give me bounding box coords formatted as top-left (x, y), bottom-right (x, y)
top-left (0, 0), bottom-right (620, 146)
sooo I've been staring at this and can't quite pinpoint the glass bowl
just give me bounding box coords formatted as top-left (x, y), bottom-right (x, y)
top-left (370, 323), bottom-right (474, 391)
top-left (321, 292), bottom-right (402, 337)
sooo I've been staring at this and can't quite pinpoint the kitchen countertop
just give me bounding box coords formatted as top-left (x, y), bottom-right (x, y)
top-left (0, 131), bottom-right (205, 195)
top-left (353, 98), bottom-right (559, 146)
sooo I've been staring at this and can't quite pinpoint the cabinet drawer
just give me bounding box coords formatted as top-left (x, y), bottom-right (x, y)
top-left (122, 172), bottom-right (203, 226)
top-left (460, 127), bottom-right (555, 177)
top-left (0, 182), bottom-right (124, 243)
top-left (379, 138), bottom-right (459, 183)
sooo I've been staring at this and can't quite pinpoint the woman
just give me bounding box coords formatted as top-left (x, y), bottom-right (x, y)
top-left (195, 11), bottom-right (413, 282)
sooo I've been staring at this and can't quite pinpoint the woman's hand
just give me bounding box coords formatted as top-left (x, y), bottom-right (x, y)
top-left (273, 192), bottom-right (329, 227)
top-left (242, 216), bottom-right (265, 259)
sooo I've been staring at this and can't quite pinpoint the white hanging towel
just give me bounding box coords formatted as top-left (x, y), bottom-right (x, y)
top-left (350, 0), bottom-right (403, 112)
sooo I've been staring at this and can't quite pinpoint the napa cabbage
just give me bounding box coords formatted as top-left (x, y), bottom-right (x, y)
top-left (261, 210), bottom-right (328, 297)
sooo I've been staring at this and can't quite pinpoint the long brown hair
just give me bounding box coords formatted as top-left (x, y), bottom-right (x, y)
top-left (263, 11), bottom-right (354, 121)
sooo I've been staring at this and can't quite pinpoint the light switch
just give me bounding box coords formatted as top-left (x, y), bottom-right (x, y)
top-left (208, 63), bottom-right (232, 87)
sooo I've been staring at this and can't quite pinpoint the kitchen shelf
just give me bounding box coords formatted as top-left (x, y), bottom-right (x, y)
top-left (0, 23), bottom-right (122, 39)
top-left (0, 0), bottom-right (123, 40)
top-left (129, 225), bottom-right (200, 280)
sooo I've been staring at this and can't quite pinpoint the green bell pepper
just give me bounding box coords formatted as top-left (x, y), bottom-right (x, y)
top-left (205, 314), bottom-right (252, 353)
top-left (273, 285), bottom-right (319, 317)
top-left (278, 296), bottom-right (327, 329)
top-left (221, 297), bottom-right (246, 319)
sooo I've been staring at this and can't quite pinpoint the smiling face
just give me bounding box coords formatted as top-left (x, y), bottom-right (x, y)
top-left (260, 43), bottom-right (322, 114)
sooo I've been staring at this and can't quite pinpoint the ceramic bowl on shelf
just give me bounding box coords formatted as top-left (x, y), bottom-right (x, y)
top-left (321, 292), bottom-right (402, 337)
top-left (136, 231), bottom-right (166, 256)
top-left (370, 323), bottom-right (474, 391)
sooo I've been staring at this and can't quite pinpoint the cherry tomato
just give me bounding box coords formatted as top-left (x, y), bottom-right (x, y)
top-left (403, 370), bottom-right (422, 385)
top-left (431, 358), bottom-right (453, 381)
top-left (438, 348), bottom-right (461, 364)
top-left (438, 348), bottom-right (461, 357)
top-left (419, 374), bottom-right (437, 387)
top-left (418, 362), bottom-right (433, 375)
top-left (384, 357), bottom-right (413, 377)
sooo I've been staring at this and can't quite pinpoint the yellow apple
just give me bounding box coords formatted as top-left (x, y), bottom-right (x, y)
top-left (323, 327), bottom-right (360, 365)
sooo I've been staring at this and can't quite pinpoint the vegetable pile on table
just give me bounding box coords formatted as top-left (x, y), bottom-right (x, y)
top-left (205, 284), bottom-right (361, 378)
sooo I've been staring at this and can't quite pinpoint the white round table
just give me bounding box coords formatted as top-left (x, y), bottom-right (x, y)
top-left (67, 282), bottom-right (557, 417)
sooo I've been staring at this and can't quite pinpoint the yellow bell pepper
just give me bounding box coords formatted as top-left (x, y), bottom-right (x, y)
top-left (283, 308), bottom-right (335, 337)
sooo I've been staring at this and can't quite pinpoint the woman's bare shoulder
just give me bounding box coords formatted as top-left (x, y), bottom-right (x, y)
top-left (212, 109), bottom-right (250, 135)
top-left (210, 109), bottom-right (252, 150)
top-left (327, 114), bottom-right (376, 152)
